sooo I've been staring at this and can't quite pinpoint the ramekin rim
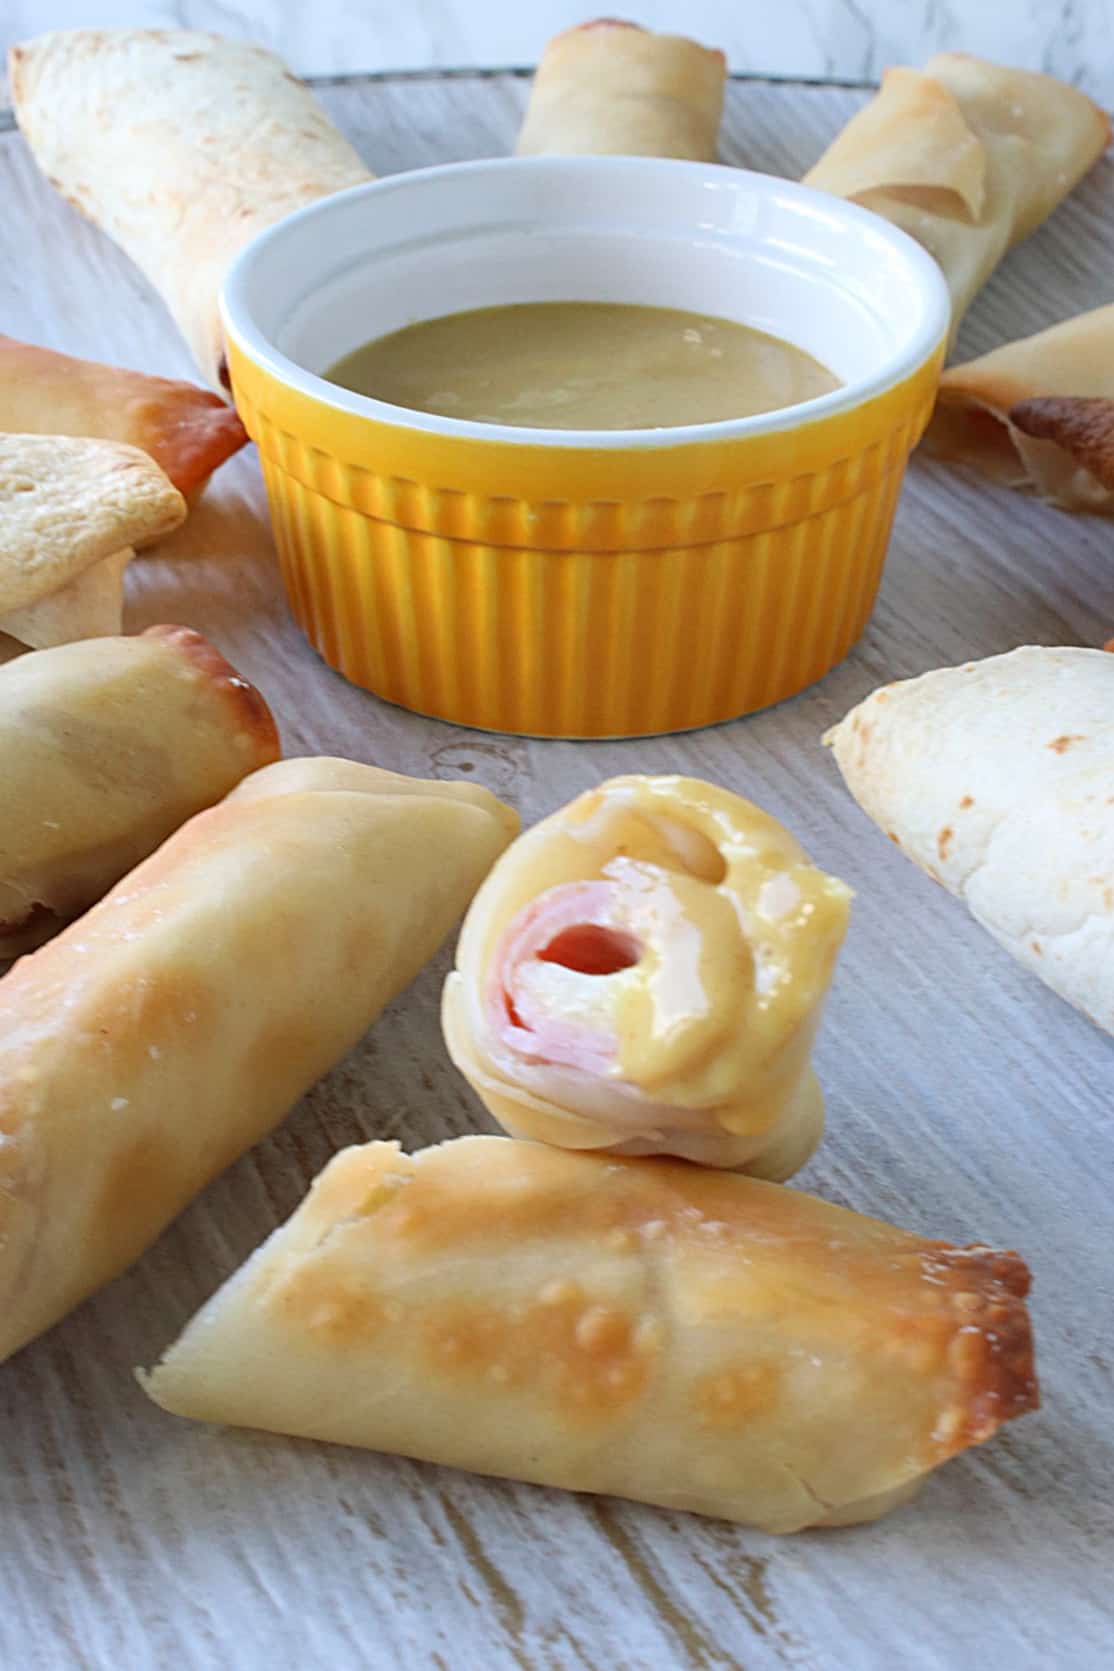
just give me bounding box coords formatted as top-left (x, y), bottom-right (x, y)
top-left (221, 155), bottom-right (950, 451)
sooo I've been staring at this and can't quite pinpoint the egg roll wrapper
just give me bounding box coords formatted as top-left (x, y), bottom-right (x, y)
top-left (0, 548), bottom-right (133, 652)
top-left (923, 304), bottom-right (1114, 510)
top-left (9, 30), bottom-right (373, 391)
top-left (443, 776), bottom-right (850, 1176)
top-left (0, 337), bottom-right (247, 496)
top-left (0, 760), bottom-right (517, 1362)
top-left (0, 434), bottom-right (184, 617)
top-left (804, 54), bottom-right (1109, 340)
top-left (516, 20), bottom-right (726, 160)
top-left (143, 1135), bottom-right (1038, 1534)
top-left (0, 625), bottom-right (280, 955)
top-left (826, 646), bottom-right (1114, 1034)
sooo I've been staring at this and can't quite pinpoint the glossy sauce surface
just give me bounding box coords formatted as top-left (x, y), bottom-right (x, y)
top-left (325, 302), bottom-right (840, 430)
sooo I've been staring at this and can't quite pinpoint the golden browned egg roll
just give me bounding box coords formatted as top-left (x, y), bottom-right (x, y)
top-left (0, 760), bottom-right (517, 1363)
top-left (516, 19), bottom-right (726, 160)
top-left (142, 1135), bottom-right (1039, 1534)
top-left (0, 336), bottom-right (248, 496)
top-left (9, 30), bottom-right (373, 390)
top-left (443, 776), bottom-right (851, 1176)
top-left (0, 625), bottom-right (280, 956)
top-left (924, 304), bottom-right (1114, 510)
top-left (804, 54), bottom-right (1110, 341)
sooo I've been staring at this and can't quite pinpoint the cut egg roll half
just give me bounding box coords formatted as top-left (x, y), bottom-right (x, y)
top-left (443, 776), bottom-right (851, 1175)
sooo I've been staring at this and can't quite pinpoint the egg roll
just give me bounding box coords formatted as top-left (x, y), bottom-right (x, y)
top-left (803, 54), bottom-right (1110, 340)
top-left (9, 30), bottom-right (373, 391)
top-left (0, 759), bottom-right (518, 1363)
top-left (826, 646), bottom-right (1114, 1034)
top-left (0, 433), bottom-right (186, 650)
top-left (516, 20), bottom-right (726, 160)
top-left (923, 305), bottom-right (1114, 510)
top-left (0, 336), bottom-right (248, 496)
top-left (0, 626), bottom-right (280, 956)
top-left (143, 1135), bottom-right (1038, 1534)
top-left (0, 550), bottom-right (133, 653)
top-left (443, 776), bottom-right (851, 1176)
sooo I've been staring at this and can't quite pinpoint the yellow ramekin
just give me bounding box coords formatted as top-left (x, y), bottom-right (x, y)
top-left (222, 158), bottom-right (949, 738)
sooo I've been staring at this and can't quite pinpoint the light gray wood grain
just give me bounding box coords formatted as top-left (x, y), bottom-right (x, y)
top-left (2, 72), bottom-right (1113, 1671)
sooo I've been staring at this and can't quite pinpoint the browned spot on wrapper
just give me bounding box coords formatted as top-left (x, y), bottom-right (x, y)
top-left (422, 1289), bottom-right (650, 1424)
top-left (920, 1243), bottom-right (1039, 1462)
top-left (1048, 734), bottom-right (1086, 754)
top-left (1011, 396), bottom-right (1114, 490)
top-left (276, 1274), bottom-right (386, 1346)
top-left (92, 1127), bottom-right (179, 1266)
top-left (937, 826), bottom-right (954, 861)
top-left (695, 1362), bottom-right (781, 1428)
top-left (143, 624), bottom-right (280, 762)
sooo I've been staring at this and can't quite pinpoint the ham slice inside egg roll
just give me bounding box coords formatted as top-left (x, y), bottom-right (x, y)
top-left (0, 759), bottom-right (517, 1363)
top-left (443, 776), bottom-right (851, 1175)
top-left (515, 19), bottom-right (726, 160)
top-left (0, 625), bottom-right (279, 956)
top-left (142, 1136), bottom-right (1039, 1535)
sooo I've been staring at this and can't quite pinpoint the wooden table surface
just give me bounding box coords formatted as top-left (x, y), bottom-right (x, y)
top-left (2, 70), bottom-right (1113, 1671)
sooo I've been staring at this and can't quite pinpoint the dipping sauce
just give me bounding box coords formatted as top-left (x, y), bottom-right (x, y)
top-left (324, 301), bottom-right (840, 430)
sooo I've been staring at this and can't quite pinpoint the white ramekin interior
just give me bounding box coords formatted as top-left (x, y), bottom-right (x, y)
top-left (222, 156), bottom-right (950, 448)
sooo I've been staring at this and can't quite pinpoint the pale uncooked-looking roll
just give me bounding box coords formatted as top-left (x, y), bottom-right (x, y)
top-left (804, 53), bottom-right (1109, 343)
top-left (516, 19), bottom-right (726, 160)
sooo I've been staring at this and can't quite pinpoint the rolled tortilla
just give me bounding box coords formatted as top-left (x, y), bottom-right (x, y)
top-left (825, 647), bottom-right (1114, 1034)
top-left (803, 54), bottom-right (1110, 340)
top-left (9, 30), bottom-right (373, 391)
top-left (0, 625), bottom-right (280, 956)
top-left (0, 434), bottom-right (185, 649)
top-left (443, 776), bottom-right (851, 1175)
top-left (142, 1135), bottom-right (1038, 1534)
top-left (516, 19), bottom-right (726, 160)
top-left (0, 759), bottom-right (517, 1363)
top-left (923, 305), bottom-right (1114, 511)
top-left (0, 336), bottom-right (248, 496)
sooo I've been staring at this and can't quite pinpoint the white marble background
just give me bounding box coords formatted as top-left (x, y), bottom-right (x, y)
top-left (2, 0), bottom-right (1113, 103)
